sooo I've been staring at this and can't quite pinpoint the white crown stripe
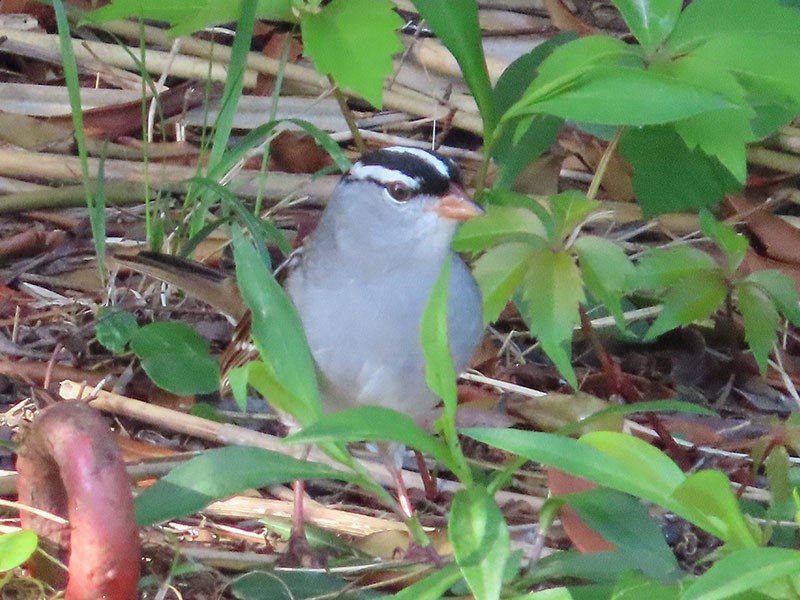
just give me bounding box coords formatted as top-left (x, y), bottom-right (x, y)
top-left (385, 147), bottom-right (450, 177)
top-left (349, 164), bottom-right (419, 188)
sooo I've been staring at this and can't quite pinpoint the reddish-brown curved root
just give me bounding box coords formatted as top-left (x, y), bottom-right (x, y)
top-left (16, 400), bottom-right (140, 600)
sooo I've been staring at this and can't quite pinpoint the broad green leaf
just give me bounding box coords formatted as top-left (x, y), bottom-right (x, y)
top-left (574, 235), bottom-right (635, 327)
top-left (505, 36), bottom-right (642, 122)
top-left (421, 256), bottom-right (461, 420)
top-left (633, 245), bottom-right (719, 289)
top-left (680, 547), bottom-right (800, 600)
top-left (95, 309), bottom-right (139, 354)
top-left (511, 65), bottom-right (732, 126)
top-left (286, 406), bottom-right (457, 473)
top-left (131, 322), bottom-right (220, 394)
top-left (563, 488), bottom-right (680, 579)
top-left (519, 249), bottom-right (584, 388)
top-left (580, 431), bottom-right (686, 502)
top-left (620, 126), bottom-right (741, 217)
top-left (746, 270), bottom-right (800, 325)
top-left (232, 230), bottom-right (321, 425)
top-left (672, 470), bottom-right (760, 548)
top-left (135, 446), bottom-right (352, 526)
top-left (412, 0), bottom-right (497, 136)
top-left (232, 571), bottom-right (360, 600)
top-left (463, 429), bottom-right (687, 511)
top-left (301, 0), bottom-right (404, 108)
top-left (667, 0), bottom-right (800, 54)
top-left (613, 0), bottom-right (681, 52)
top-left (737, 281), bottom-right (780, 375)
top-left (521, 585), bottom-right (614, 600)
top-left (644, 274), bottom-right (728, 340)
top-left (491, 34), bottom-right (573, 188)
top-left (473, 242), bottom-right (535, 323)
top-left (242, 359), bottom-right (318, 425)
top-left (450, 486), bottom-right (510, 600)
top-left (699, 210), bottom-right (749, 272)
top-left (550, 191), bottom-right (600, 243)
top-left (452, 205), bottom-right (547, 252)
top-left (0, 530), bottom-right (38, 571)
top-left (673, 110), bottom-right (751, 183)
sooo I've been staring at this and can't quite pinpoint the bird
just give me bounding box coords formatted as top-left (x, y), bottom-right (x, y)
top-left (112, 145), bottom-right (484, 555)
top-left (116, 146), bottom-right (484, 422)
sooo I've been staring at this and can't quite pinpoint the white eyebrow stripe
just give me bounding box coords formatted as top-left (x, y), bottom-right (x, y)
top-left (349, 163), bottom-right (419, 187)
top-left (385, 146), bottom-right (450, 177)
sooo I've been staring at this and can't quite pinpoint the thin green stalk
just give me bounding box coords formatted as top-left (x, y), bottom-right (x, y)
top-left (586, 126), bottom-right (625, 201)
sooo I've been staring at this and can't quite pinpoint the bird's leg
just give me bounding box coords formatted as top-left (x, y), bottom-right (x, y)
top-left (279, 446), bottom-right (325, 567)
top-left (414, 450), bottom-right (439, 501)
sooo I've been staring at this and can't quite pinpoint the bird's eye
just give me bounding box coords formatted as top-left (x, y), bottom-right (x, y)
top-left (386, 181), bottom-right (413, 202)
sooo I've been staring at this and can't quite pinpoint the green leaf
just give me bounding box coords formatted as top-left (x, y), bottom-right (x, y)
top-left (135, 446), bottom-right (352, 526)
top-left (673, 109), bottom-right (752, 183)
top-left (563, 488), bottom-right (680, 579)
top-left (412, 0), bottom-right (498, 136)
top-left (452, 205), bottom-right (547, 252)
top-left (699, 210), bottom-right (749, 272)
top-left (519, 249), bottom-right (585, 388)
top-left (505, 36), bottom-right (642, 123)
top-left (550, 191), bottom-right (600, 243)
top-left (131, 322), bottom-right (220, 395)
top-left (634, 245), bottom-right (719, 289)
top-left (232, 230), bottom-right (321, 425)
top-left (613, 0), bottom-right (681, 52)
top-left (462, 429), bottom-right (687, 511)
top-left (574, 235), bottom-right (635, 327)
top-left (95, 309), bottom-right (139, 354)
top-left (473, 242), bottom-right (535, 324)
top-left (491, 34), bottom-right (573, 188)
top-left (746, 269), bottom-right (800, 325)
top-left (421, 255), bottom-right (458, 411)
top-left (286, 406), bottom-right (457, 473)
top-left (620, 126), bottom-right (741, 217)
top-left (0, 530), bottom-right (38, 571)
top-left (450, 486), bottom-right (510, 600)
top-left (672, 470), bottom-right (760, 549)
top-left (680, 547), bottom-right (800, 600)
top-left (82, 0), bottom-right (296, 34)
top-left (737, 281), bottom-right (780, 375)
top-left (393, 564), bottom-right (463, 600)
top-left (667, 0), bottom-right (800, 54)
top-left (301, 0), bottom-right (404, 108)
top-left (232, 571), bottom-right (359, 600)
top-left (511, 65), bottom-right (732, 126)
top-left (644, 274), bottom-right (728, 340)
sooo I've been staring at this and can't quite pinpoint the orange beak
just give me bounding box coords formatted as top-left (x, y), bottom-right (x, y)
top-left (434, 184), bottom-right (483, 221)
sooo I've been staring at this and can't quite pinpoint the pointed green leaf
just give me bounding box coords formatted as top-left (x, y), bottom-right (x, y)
top-left (412, 0), bottom-right (497, 135)
top-left (450, 486), bottom-right (510, 600)
top-left (746, 269), bottom-right (800, 325)
top-left (473, 242), bottom-right (535, 323)
top-left (634, 245), bottom-right (719, 289)
top-left (644, 274), bottom-right (728, 340)
top-left (680, 547), bottom-right (800, 600)
top-left (286, 406), bottom-right (457, 473)
top-left (511, 65), bottom-right (733, 126)
top-left (519, 249), bottom-right (584, 388)
top-left (620, 126), bottom-right (741, 217)
top-left (233, 230), bottom-right (321, 425)
top-left (550, 191), bottom-right (600, 243)
top-left (737, 281), bottom-right (780, 375)
top-left (301, 0), bottom-right (404, 107)
top-left (452, 205), bottom-right (547, 252)
top-left (135, 446), bottom-right (352, 526)
top-left (574, 235), bottom-right (635, 327)
top-left (699, 210), bottom-right (749, 272)
top-left (421, 255), bottom-right (457, 410)
top-left (613, 0), bottom-right (681, 51)
top-left (671, 470), bottom-right (760, 549)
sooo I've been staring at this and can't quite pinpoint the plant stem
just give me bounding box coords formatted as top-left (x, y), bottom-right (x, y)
top-left (586, 126), bottom-right (625, 201)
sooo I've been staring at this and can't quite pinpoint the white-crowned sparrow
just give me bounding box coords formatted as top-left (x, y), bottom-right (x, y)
top-left (115, 146), bottom-right (484, 422)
